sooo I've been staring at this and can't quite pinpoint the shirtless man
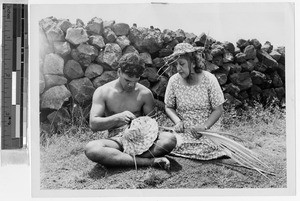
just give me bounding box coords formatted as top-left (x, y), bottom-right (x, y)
top-left (84, 53), bottom-right (177, 169)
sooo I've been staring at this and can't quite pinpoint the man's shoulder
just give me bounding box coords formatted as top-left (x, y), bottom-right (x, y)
top-left (94, 80), bottom-right (117, 96)
top-left (137, 83), bottom-right (152, 95)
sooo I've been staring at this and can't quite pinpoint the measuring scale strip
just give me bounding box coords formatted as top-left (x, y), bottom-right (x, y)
top-left (1, 4), bottom-right (28, 149)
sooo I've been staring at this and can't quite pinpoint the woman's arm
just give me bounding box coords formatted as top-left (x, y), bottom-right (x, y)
top-left (165, 106), bottom-right (184, 132)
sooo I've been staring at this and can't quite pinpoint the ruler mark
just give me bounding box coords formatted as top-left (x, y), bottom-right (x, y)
top-left (15, 105), bottom-right (20, 138)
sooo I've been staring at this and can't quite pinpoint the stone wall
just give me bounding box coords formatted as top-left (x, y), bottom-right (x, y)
top-left (39, 17), bottom-right (285, 124)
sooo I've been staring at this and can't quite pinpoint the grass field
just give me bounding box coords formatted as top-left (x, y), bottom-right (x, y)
top-left (40, 102), bottom-right (286, 189)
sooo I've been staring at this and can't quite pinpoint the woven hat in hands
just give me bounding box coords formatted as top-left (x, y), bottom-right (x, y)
top-left (120, 116), bottom-right (159, 156)
top-left (163, 43), bottom-right (204, 62)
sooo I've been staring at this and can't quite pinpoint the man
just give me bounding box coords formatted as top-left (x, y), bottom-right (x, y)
top-left (84, 53), bottom-right (177, 170)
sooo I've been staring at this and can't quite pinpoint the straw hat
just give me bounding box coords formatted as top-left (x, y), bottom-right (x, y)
top-left (163, 43), bottom-right (204, 61)
top-left (120, 116), bottom-right (158, 156)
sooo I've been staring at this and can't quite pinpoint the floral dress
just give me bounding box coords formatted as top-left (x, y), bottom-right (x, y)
top-left (164, 71), bottom-right (227, 160)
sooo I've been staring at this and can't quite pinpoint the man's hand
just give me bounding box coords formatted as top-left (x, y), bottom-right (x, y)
top-left (117, 111), bottom-right (136, 125)
top-left (174, 121), bottom-right (184, 133)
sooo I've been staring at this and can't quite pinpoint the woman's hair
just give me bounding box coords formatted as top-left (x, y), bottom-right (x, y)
top-left (180, 52), bottom-right (205, 74)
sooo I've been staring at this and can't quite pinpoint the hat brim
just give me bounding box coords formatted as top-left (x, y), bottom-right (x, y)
top-left (163, 46), bottom-right (204, 62)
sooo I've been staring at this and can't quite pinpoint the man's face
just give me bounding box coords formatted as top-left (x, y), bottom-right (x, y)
top-left (119, 71), bottom-right (140, 92)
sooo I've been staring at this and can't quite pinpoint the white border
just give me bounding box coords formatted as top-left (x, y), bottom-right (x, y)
top-left (0, 0), bottom-right (292, 200)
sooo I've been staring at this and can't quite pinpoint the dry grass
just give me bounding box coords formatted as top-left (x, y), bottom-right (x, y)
top-left (40, 102), bottom-right (286, 189)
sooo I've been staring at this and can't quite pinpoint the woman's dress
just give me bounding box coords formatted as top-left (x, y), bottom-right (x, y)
top-left (164, 71), bottom-right (227, 160)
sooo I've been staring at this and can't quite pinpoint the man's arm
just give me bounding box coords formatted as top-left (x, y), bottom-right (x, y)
top-left (142, 88), bottom-right (155, 117)
top-left (89, 87), bottom-right (135, 132)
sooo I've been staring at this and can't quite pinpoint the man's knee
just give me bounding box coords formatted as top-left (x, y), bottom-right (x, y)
top-left (84, 140), bottom-right (104, 162)
top-left (159, 132), bottom-right (177, 153)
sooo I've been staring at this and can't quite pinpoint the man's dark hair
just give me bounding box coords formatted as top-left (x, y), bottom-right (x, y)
top-left (118, 53), bottom-right (145, 77)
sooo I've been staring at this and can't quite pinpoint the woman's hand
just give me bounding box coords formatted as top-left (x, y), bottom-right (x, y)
top-left (189, 125), bottom-right (207, 139)
top-left (174, 121), bottom-right (184, 133)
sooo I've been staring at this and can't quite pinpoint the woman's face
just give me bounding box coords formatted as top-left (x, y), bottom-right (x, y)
top-left (175, 56), bottom-right (194, 79)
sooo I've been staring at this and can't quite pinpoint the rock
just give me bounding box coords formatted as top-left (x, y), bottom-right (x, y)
top-left (269, 50), bottom-right (281, 61)
top-left (274, 87), bottom-right (285, 100)
top-left (129, 27), bottom-right (164, 54)
top-left (165, 39), bottom-right (179, 50)
top-left (65, 27), bottom-right (89, 45)
top-left (250, 39), bottom-right (262, 49)
top-left (261, 88), bottom-right (277, 102)
top-left (222, 41), bottom-right (235, 54)
top-left (151, 76), bottom-right (168, 98)
top-left (139, 79), bottom-right (151, 88)
top-left (271, 71), bottom-right (283, 87)
top-left (96, 43), bottom-right (122, 70)
top-left (142, 67), bottom-right (159, 82)
top-left (214, 73), bottom-right (227, 85)
top-left (57, 19), bottom-right (72, 33)
top-left (47, 107), bottom-right (71, 125)
top-left (235, 52), bottom-right (247, 63)
top-left (69, 77), bottom-right (95, 104)
top-left (39, 17), bottom-right (56, 32)
top-left (44, 74), bottom-right (67, 90)
top-left (254, 61), bottom-right (267, 72)
top-left (175, 29), bottom-right (186, 43)
top-left (92, 71), bottom-right (118, 88)
top-left (194, 32), bottom-right (215, 47)
top-left (205, 61), bottom-right (219, 72)
top-left (276, 63), bottom-right (285, 81)
top-left (159, 48), bottom-right (173, 57)
top-left (220, 63), bottom-right (232, 74)
top-left (103, 27), bottom-right (117, 43)
top-left (45, 25), bottom-right (65, 42)
top-left (41, 85), bottom-right (71, 110)
top-left (153, 58), bottom-right (165, 69)
top-left (122, 45), bottom-right (139, 55)
top-left (229, 63), bottom-right (242, 74)
top-left (184, 32), bottom-right (197, 44)
top-left (274, 46), bottom-right (285, 65)
top-left (211, 45), bottom-right (224, 57)
top-left (244, 45), bottom-right (256, 60)
top-left (113, 23), bottom-right (130, 36)
top-left (89, 35), bottom-right (106, 50)
top-left (250, 70), bottom-right (267, 85)
top-left (261, 41), bottom-right (273, 53)
top-left (86, 17), bottom-right (104, 35)
top-left (64, 60), bottom-right (84, 80)
top-left (53, 41), bottom-right (71, 57)
top-left (162, 29), bottom-right (176, 43)
top-left (85, 63), bottom-right (104, 79)
top-left (212, 55), bottom-right (223, 67)
top-left (236, 39), bottom-right (250, 51)
top-left (240, 60), bottom-right (255, 72)
top-left (40, 73), bottom-right (45, 94)
top-left (256, 50), bottom-right (278, 70)
top-left (223, 93), bottom-right (242, 108)
top-left (230, 72), bottom-right (253, 91)
top-left (72, 43), bottom-right (99, 67)
top-left (116, 36), bottom-right (131, 50)
top-left (223, 51), bottom-right (234, 63)
top-left (250, 85), bottom-right (262, 100)
top-left (76, 19), bottom-right (85, 27)
top-left (103, 20), bottom-right (115, 28)
top-left (140, 52), bottom-right (153, 65)
top-left (39, 27), bottom-right (54, 59)
top-left (223, 83), bottom-right (240, 97)
top-left (43, 53), bottom-right (64, 75)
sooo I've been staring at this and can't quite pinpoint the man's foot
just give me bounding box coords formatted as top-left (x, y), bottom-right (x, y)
top-left (153, 157), bottom-right (170, 171)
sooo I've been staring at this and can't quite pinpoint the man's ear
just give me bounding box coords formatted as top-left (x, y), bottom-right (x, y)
top-left (117, 68), bottom-right (121, 76)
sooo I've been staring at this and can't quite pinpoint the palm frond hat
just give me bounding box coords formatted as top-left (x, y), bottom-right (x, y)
top-left (163, 42), bottom-right (204, 62)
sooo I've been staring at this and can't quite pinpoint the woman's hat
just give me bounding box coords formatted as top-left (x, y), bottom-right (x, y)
top-left (163, 43), bottom-right (204, 61)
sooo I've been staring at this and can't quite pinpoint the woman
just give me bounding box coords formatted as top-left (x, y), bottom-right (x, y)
top-left (164, 43), bottom-right (227, 160)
